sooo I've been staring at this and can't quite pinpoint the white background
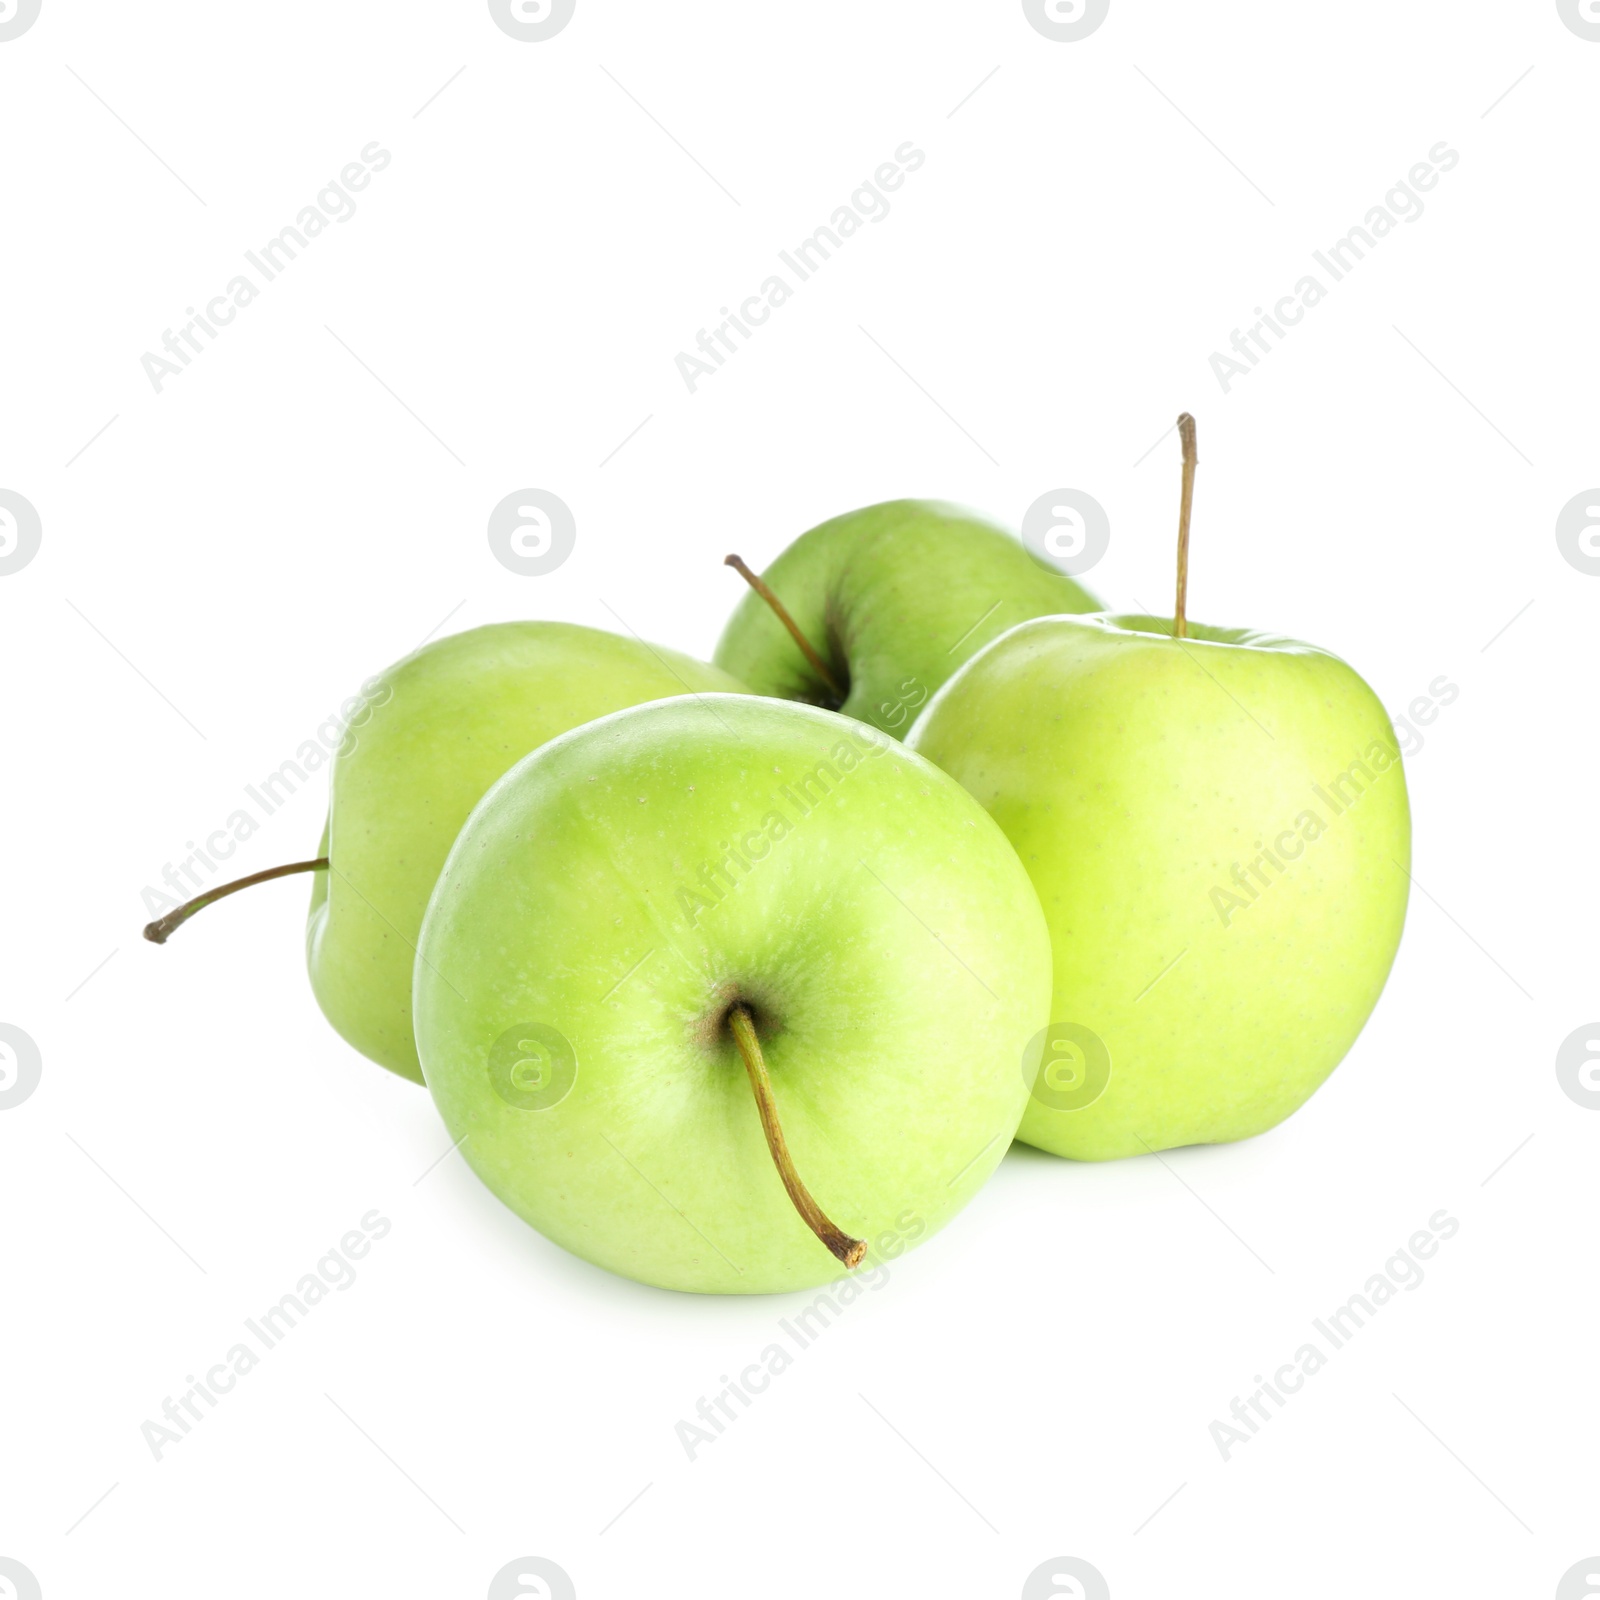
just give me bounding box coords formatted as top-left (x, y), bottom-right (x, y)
top-left (2, 2), bottom-right (1596, 1596)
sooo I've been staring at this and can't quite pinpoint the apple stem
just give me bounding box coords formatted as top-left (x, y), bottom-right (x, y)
top-left (142, 858), bottom-right (329, 945)
top-left (723, 554), bottom-right (844, 702)
top-left (727, 1003), bottom-right (867, 1270)
top-left (1175, 412), bottom-right (1197, 640)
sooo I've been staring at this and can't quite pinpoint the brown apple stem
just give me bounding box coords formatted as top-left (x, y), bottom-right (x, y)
top-left (143, 858), bottom-right (329, 944)
top-left (727, 1003), bottom-right (866, 1269)
top-left (1175, 412), bottom-right (1197, 640)
top-left (723, 554), bottom-right (844, 701)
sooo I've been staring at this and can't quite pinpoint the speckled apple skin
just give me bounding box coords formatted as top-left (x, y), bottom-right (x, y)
top-left (308, 623), bottom-right (750, 1083)
top-left (909, 614), bottom-right (1411, 1160)
top-left (414, 695), bottom-right (1052, 1294)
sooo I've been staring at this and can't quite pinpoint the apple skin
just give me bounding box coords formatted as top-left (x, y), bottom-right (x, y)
top-left (907, 614), bottom-right (1411, 1160)
top-left (412, 694), bottom-right (1052, 1294)
top-left (713, 500), bottom-right (1099, 738)
top-left (307, 622), bottom-right (751, 1085)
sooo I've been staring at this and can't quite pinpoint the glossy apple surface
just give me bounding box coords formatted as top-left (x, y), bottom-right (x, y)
top-left (714, 500), bottom-right (1099, 737)
top-left (909, 614), bottom-right (1410, 1159)
top-left (308, 622), bottom-right (749, 1083)
top-left (413, 694), bottom-right (1052, 1293)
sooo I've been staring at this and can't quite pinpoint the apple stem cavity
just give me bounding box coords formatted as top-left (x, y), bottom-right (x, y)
top-left (1175, 411), bottom-right (1198, 640)
top-left (726, 1003), bottom-right (867, 1270)
top-left (142, 857), bottom-right (330, 945)
top-left (723, 554), bottom-right (844, 703)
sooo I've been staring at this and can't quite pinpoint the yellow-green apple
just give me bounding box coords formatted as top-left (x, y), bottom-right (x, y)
top-left (413, 694), bottom-right (1052, 1293)
top-left (908, 417), bottom-right (1411, 1158)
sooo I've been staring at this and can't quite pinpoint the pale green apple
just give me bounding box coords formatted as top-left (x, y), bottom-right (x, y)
top-left (307, 622), bottom-right (750, 1083)
top-left (908, 614), bottom-right (1411, 1160)
top-left (413, 694), bottom-right (1052, 1294)
top-left (714, 500), bottom-right (1099, 737)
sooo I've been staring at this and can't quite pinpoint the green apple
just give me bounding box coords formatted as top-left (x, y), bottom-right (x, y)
top-left (713, 500), bottom-right (1100, 738)
top-left (413, 694), bottom-right (1052, 1294)
top-left (148, 622), bottom-right (749, 1084)
top-left (908, 421), bottom-right (1410, 1159)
